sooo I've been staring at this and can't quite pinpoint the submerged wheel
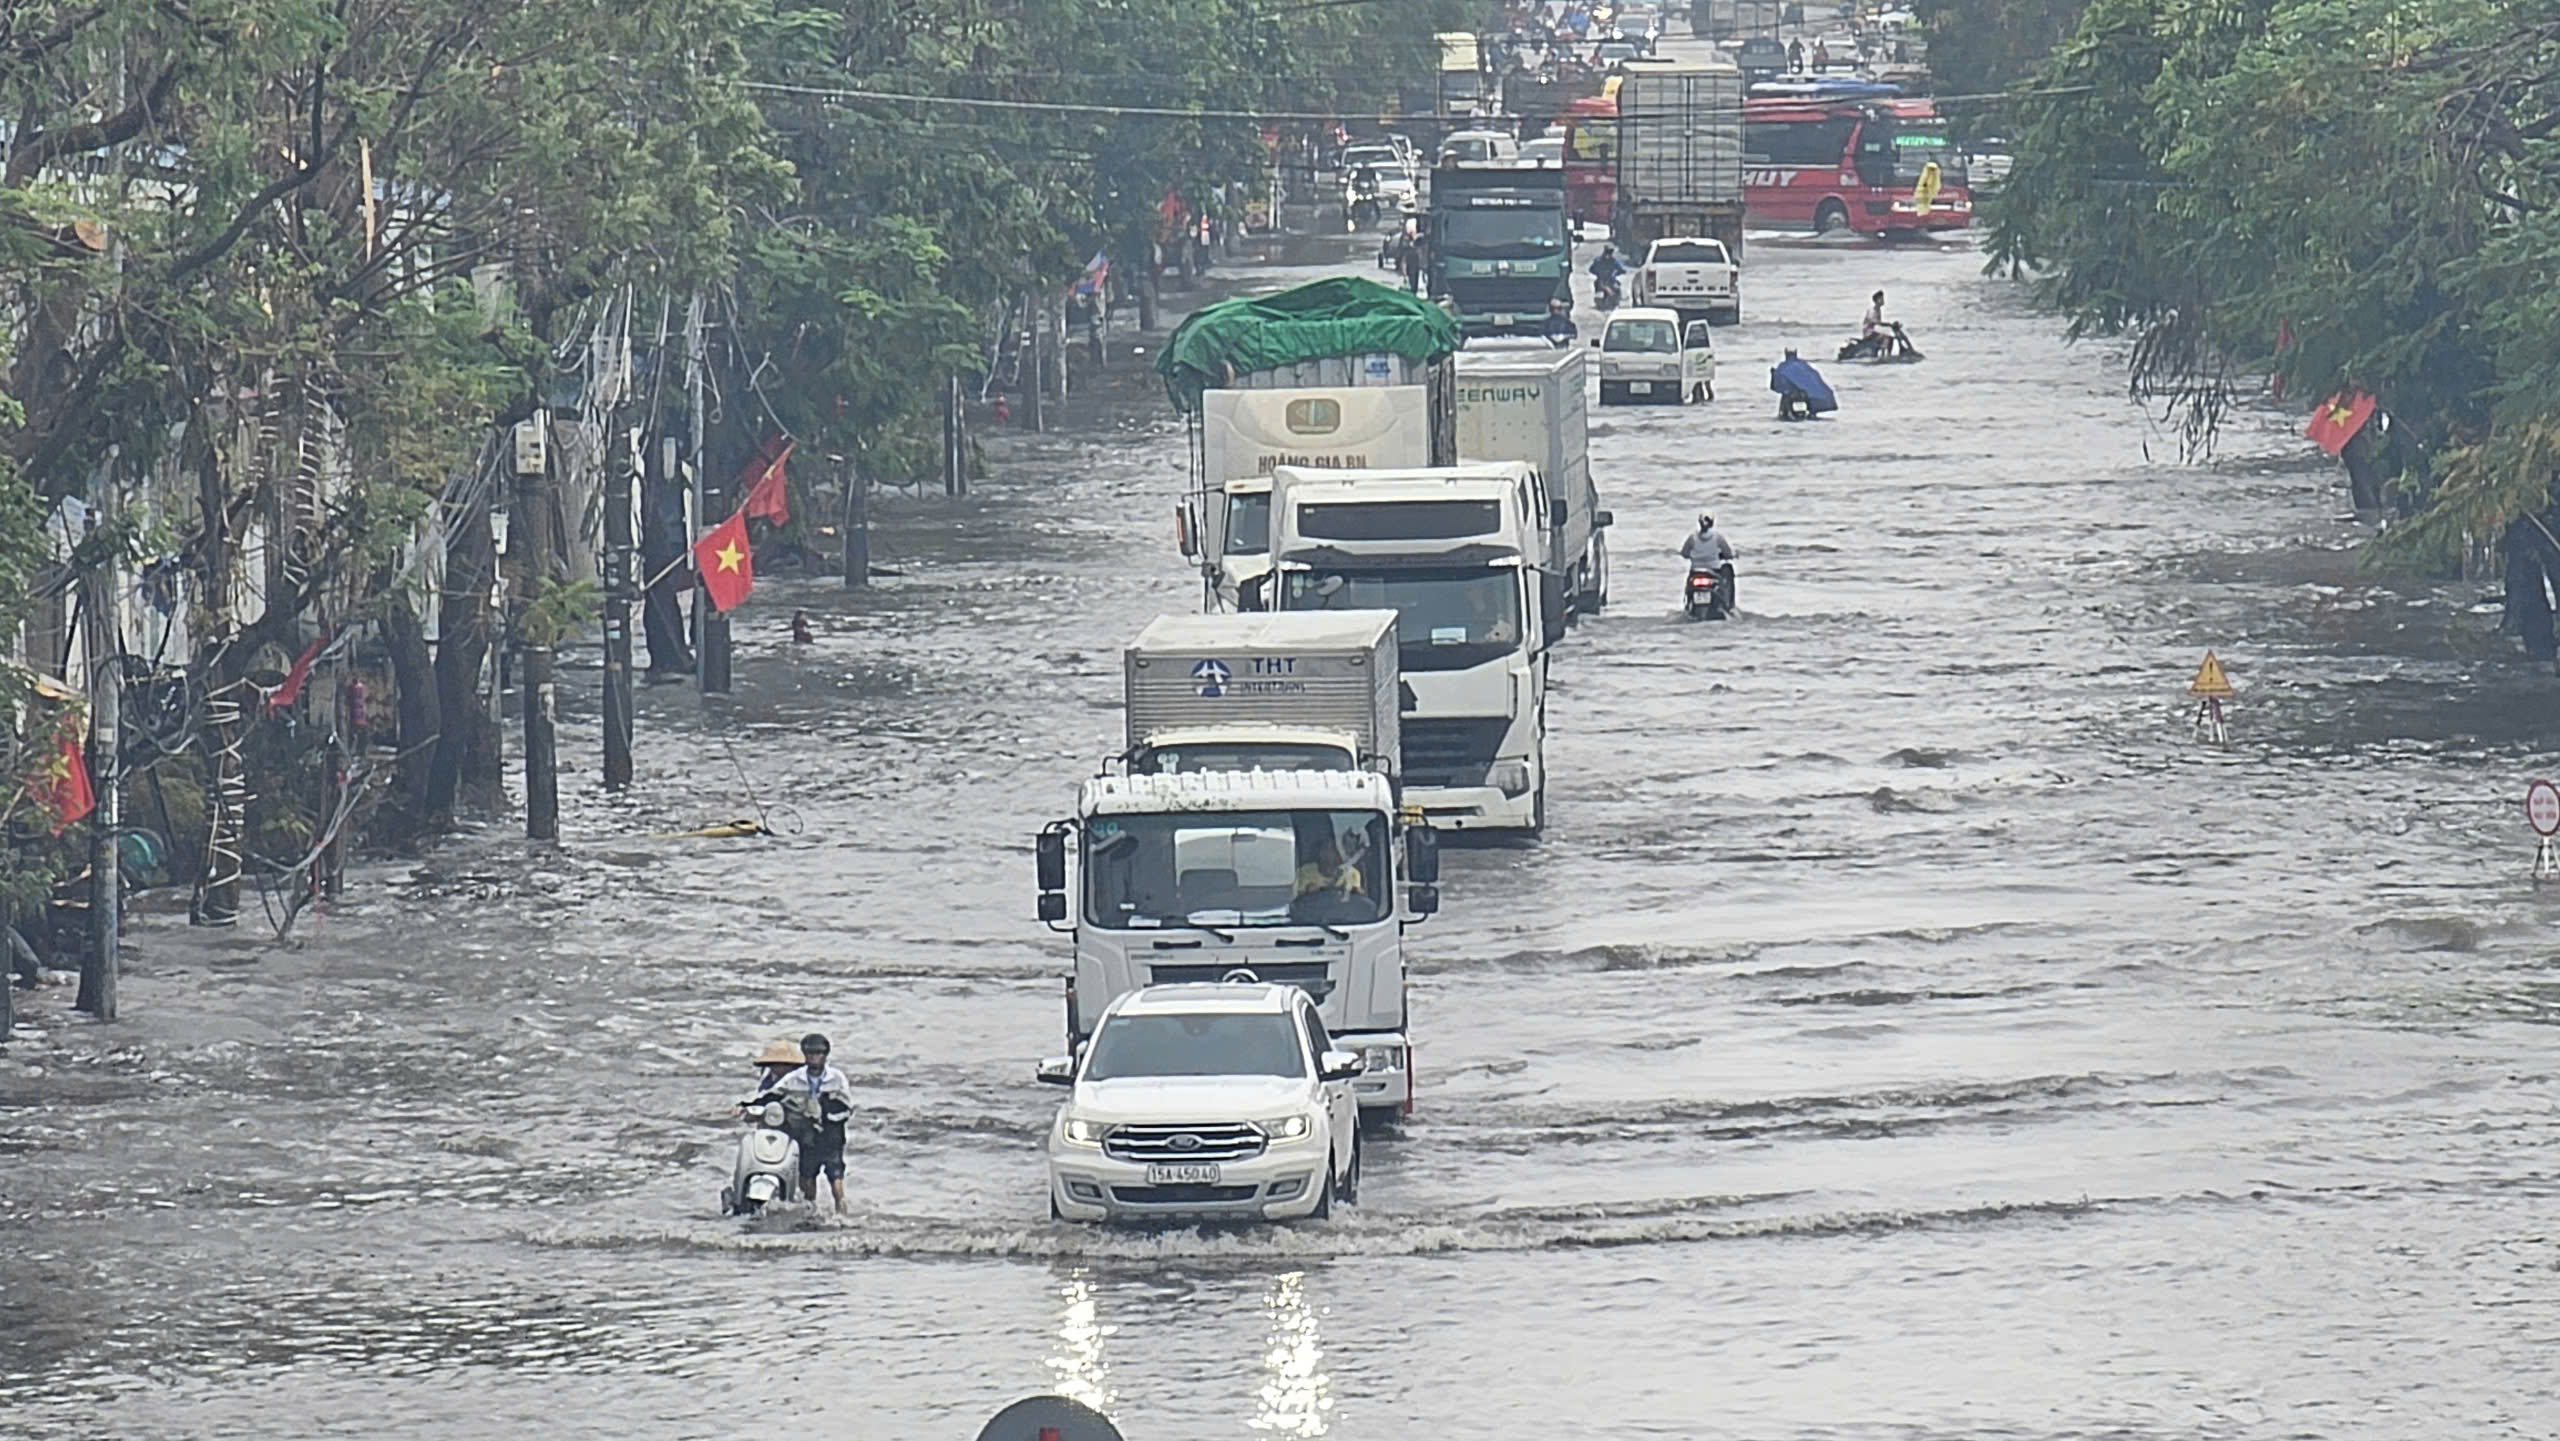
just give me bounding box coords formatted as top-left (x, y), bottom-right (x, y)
top-left (1050, 1191), bottom-right (1065, 1221)
top-left (1310, 1155), bottom-right (1335, 1219)
top-left (1815, 200), bottom-right (1850, 234)
top-left (1339, 1132), bottom-right (1361, 1205)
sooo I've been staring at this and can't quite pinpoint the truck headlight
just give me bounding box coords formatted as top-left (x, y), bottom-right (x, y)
top-left (1362, 1045), bottom-right (1404, 1073)
top-left (1062, 1117), bottom-right (1109, 1146)
top-left (1254, 1114), bottom-right (1315, 1141)
top-left (1488, 759), bottom-right (1532, 796)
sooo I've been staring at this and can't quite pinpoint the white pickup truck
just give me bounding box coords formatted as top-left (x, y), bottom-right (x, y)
top-left (1630, 236), bottom-right (1741, 326)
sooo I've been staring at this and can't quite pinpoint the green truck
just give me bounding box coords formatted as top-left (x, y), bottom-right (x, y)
top-left (1428, 163), bottom-right (1572, 339)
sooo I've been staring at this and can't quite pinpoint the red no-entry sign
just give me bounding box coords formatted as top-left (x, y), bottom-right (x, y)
top-left (2527, 779), bottom-right (2560, 839)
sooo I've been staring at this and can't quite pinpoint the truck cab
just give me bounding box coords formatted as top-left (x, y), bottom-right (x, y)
top-left (1269, 463), bottom-right (1555, 834)
top-left (1037, 768), bottom-right (1436, 1113)
top-left (1184, 386), bottom-right (1442, 611)
top-left (1430, 162), bottom-right (1573, 338)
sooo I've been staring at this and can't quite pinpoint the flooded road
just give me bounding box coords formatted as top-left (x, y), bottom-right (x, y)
top-left (6, 232), bottom-right (2558, 1440)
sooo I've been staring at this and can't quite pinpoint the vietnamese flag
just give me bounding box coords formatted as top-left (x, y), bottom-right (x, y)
top-left (743, 438), bottom-right (792, 525)
top-left (49, 734), bottom-right (94, 834)
top-left (692, 510), bottom-right (754, 613)
top-left (2306, 389), bottom-right (2377, 457)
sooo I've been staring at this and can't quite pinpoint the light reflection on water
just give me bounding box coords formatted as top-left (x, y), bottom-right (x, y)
top-left (1047, 1268), bottom-right (1116, 1415)
top-left (1250, 1271), bottom-right (1332, 1437)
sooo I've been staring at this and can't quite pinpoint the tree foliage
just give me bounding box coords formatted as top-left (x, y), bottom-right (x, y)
top-left (1990, 0), bottom-right (2560, 564)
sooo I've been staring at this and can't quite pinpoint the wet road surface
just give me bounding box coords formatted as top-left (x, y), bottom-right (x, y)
top-left (5, 231), bottom-right (2558, 1440)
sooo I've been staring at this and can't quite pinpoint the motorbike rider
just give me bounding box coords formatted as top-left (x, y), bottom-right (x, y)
top-left (747, 1038), bottom-right (803, 1093)
top-left (1543, 296), bottom-right (1578, 346)
top-left (1680, 511), bottom-right (1739, 612)
top-left (1589, 244), bottom-right (1625, 306)
top-left (1861, 290), bottom-right (1886, 345)
top-left (754, 1031), bottom-right (854, 1213)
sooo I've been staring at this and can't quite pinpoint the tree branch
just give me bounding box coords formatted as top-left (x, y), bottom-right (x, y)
top-left (166, 113), bottom-right (356, 284)
top-left (3, 62), bottom-right (182, 186)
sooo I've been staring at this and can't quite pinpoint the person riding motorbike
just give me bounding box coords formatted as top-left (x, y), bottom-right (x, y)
top-left (1680, 512), bottom-right (1739, 613)
top-left (1862, 289), bottom-right (1886, 340)
top-left (1543, 296), bottom-right (1579, 347)
top-left (1589, 245), bottom-right (1625, 308)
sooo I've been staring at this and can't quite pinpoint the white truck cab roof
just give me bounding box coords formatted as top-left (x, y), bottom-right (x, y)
top-left (1128, 610), bottom-right (1397, 652)
top-left (1080, 767), bottom-right (1396, 817)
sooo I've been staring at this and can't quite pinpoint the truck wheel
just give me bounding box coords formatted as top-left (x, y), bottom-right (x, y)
top-left (1311, 1153), bottom-right (1336, 1219)
top-left (1339, 1132), bottom-right (1361, 1204)
top-left (1587, 536), bottom-right (1610, 612)
top-left (1815, 200), bottom-right (1850, 234)
top-left (1529, 786), bottom-right (1547, 838)
top-left (1050, 1191), bottom-right (1065, 1221)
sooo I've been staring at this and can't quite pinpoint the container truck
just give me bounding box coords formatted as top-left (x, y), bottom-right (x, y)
top-left (1158, 278), bottom-right (1462, 611)
top-left (1121, 611), bottom-right (1402, 780)
top-left (1429, 162), bottom-right (1574, 339)
top-left (1268, 462), bottom-right (1556, 834)
top-left (1613, 58), bottom-right (1748, 259)
top-left (1454, 346), bottom-right (1613, 615)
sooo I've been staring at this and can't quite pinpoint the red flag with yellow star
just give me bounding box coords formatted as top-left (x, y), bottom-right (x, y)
top-left (692, 510), bottom-right (753, 612)
top-left (2305, 389), bottom-right (2376, 457)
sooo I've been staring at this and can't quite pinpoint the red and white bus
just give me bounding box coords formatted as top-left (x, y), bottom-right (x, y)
top-left (1740, 94), bottom-right (1970, 236)
top-left (1560, 94), bottom-right (1617, 229)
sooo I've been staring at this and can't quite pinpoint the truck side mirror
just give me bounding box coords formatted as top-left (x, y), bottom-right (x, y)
top-left (1588, 338), bottom-right (1600, 348)
top-left (1037, 892), bottom-right (1067, 924)
top-left (1409, 882), bottom-right (1440, 917)
top-left (1595, 509), bottom-right (1614, 528)
top-left (1036, 825), bottom-right (1068, 891)
top-left (1174, 503), bottom-right (1197, 560)
top-left (1406, 825), bottom-right (1440, 884)
top-left (1550, 498), bottom-right (1568, 530)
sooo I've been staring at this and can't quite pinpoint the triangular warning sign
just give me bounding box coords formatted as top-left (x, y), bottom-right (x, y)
top-left (2188, 650), bottom-right (2234, 698)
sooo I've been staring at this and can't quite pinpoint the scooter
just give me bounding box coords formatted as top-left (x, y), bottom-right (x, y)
top-left (723, 1096), bottom-right (802, 1215)
top-left (1593, 273), bottom-right (1623, 312)
top-left (1837, 321), bottom-right (1924, 363)
top-left (1684, 563), bottom-right (1734, 621)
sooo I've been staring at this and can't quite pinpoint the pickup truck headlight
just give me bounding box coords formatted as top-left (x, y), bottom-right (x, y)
top-left (1361, 1045), bottom-right (1404, 1073)
top-left (1254, 1114), bottom-right (1317, 1141)
top-left (1062, 1116), bottom-right (1109, 1146)
top-left (1489, 759), bottom-right (1532, 796)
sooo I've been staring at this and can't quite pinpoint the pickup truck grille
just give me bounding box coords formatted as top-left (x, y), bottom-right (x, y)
top-left (1402, 717), bottom-right (1512, 788)
top-left (1103, 1122), bottom-right (1268, 1164)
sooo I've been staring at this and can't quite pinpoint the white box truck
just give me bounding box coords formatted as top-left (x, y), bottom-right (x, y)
top-left (1187, 388), bottom-right (1440, 610)
top-left (1268, 462), bottom-right (1554, 834)
top-left (1121, 611), bottom-right (1402, 779)
top-left (1455, 346), bottom-right (1613, 615)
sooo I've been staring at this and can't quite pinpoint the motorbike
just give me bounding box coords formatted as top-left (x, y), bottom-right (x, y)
top-left (1684, 563), bottom-right (1734, 621)
top-left (1593, 273), bottom-right (1623, 311)
top-left (723, 1095), bottom-right (802, 1215)
top-left (1837, 321), bottom-right (1924, 363)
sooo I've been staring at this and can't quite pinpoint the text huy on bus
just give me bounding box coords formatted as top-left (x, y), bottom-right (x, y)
top-left (1740, 93), bottom-right (1969, 236)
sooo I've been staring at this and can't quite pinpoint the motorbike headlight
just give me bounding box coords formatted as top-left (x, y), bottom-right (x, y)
top-left (1062, 1116), bottom-right (1109, 1146)
top-left (1254, 1114), bottom-right (1314, 1140)
top-left (760, 1102), bottom-right (784, 1127)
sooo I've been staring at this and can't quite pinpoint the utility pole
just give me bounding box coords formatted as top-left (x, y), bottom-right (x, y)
top-left (843, 454), bottom-right (869, 589)
top-left (689, 295), bottom-right (731, 695)
top-left (601, 408), bottom-right (636, 790)
top-left (78, 454), bottom-right (120, 1020)
top-left (1025, 290), bottom-right (1046, 433)
top-left (511, 410), bottom-right (558, 840)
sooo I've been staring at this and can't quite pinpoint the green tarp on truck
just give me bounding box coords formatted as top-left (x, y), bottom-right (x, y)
top-left (1155, 277), bottom-right (1461, 413)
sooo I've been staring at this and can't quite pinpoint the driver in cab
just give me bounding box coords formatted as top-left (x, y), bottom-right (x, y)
top-left (1294, 835), bottom-right (1366, 900)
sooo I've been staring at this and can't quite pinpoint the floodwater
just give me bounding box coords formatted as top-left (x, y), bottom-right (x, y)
top-left (6, 229), bottom-right (2558, 1441)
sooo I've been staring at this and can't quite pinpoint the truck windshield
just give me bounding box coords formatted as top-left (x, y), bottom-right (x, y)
top-left (1605, 319), bottom-right (1679, 352)
top-left (1085, 809), bottom-right (1393, 930)
top-left (1281, 566), bottom-right (1524, 672)
top-left (1084, 1012), bottom-right (1306, 1081)
top-left (1224, 493), bottom-right (1270, 555)
top-left (1439, 207), bottom-right (1567, 259)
